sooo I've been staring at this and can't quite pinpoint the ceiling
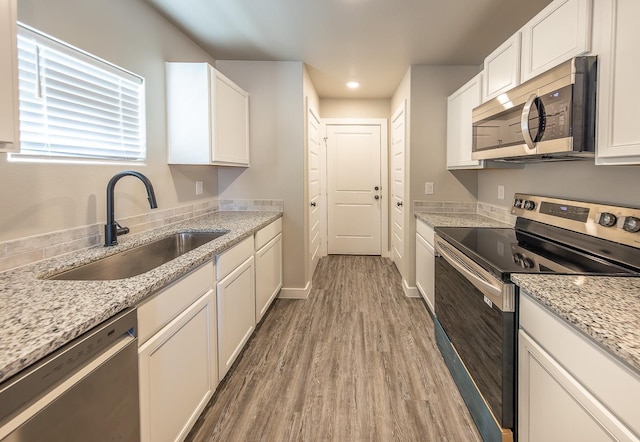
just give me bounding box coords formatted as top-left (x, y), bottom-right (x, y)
top-left (146, 0), bottom-right (553, 98)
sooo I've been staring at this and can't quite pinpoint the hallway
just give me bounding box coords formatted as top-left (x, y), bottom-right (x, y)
top-left (187, 255), bottom-right (481, 441)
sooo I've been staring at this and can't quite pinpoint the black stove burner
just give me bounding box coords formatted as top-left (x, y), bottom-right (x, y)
top-left (435, 226), bottom-right (639, 280)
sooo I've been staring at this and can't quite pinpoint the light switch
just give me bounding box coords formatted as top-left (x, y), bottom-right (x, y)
top-left (195, 180), bottom-right (204, 195)
top-left (498, 185), bottom-right (505, 200)
top-left (425, 182), bottom-right (434, 195)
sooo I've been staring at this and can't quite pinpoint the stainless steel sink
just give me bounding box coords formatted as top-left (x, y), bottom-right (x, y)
top-left (48, 231), bottom-right (227, 280)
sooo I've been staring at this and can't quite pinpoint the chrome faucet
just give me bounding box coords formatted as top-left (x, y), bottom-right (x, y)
top-left (105, 171), bottom-right (158, 246)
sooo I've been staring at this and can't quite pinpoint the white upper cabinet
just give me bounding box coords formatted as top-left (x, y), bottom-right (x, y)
top-left (0, 0), bottom-right (19, 153)
top-left (483, 33), bottom-right (521, 101)
top-left (520, 0), bottom-right (593, 82)
top-left (166, 62), bottom-right (250, 167)
top-left (594, 0), bottom-right (640, 165)
top-left (447, 72), bottom-right (484, 169)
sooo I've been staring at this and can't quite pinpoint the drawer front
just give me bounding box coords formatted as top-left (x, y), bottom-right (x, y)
top-left (416, 219), bottom-right (435, 246)
top-left (520, 292), bottom-right (640, 435)
top-left (137, 262), bottom-right (214, 345)
top-left (255, 218), bottom-right (282, 250)
top-left (216, 235), bottom-right (254, 280)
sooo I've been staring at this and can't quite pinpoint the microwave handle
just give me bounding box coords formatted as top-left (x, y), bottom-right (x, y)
top-left (521, 94), bottom-right (539, 153)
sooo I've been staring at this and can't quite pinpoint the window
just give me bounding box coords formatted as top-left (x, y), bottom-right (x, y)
top-left (10, 24), bottom-right (146, 163)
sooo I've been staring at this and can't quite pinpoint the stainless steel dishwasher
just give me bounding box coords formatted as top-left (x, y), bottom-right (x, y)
top-left (0, 308), bottom-right (139, 441)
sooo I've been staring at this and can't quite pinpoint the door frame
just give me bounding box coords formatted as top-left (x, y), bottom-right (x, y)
top-left (321, 118), bottom-right (389, 257)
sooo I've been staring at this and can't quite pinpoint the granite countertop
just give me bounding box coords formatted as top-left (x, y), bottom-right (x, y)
top-left (0, 210), bottom-right (282, 384)
top-left (512, 274), bottom-right (640, 375)
top-left (414, 211), bottom-right (512, 228)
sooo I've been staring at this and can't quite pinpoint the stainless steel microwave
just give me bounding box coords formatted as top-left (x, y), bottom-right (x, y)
top-left (472, 56), bottom-right (597, 162)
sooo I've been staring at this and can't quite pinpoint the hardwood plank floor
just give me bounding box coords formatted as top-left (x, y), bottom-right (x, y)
top-left (186, 255), bottom-right (481, 441)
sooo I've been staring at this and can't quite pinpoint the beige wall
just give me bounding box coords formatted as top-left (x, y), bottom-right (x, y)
top-left (2, 0), bottom-right (218, 242)
top-left (392, 65), bottom-right (480, 289)
top-left (409, 66), bottom-right (479, 205)
top-left (320, 99), bottom-right (391, 119)
top-left (215, 61), bottom-right (307, 290)
top-left (478, 161), bottom-right (640, 209)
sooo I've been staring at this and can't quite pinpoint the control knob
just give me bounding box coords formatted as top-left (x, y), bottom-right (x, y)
top-left (523, 200), bottom-right (536, 211)
top-left (598, 212), bottom-right (617, 227)
top-left (513, 199), bottom-right (523, 209)
top-left (513, 253), bottom-right (534, 269)
top-left (623, 216), bottom-right (640, 233)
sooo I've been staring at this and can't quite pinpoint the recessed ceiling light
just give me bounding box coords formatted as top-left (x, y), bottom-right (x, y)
top-left (346, 81), bottom-right (360, 89)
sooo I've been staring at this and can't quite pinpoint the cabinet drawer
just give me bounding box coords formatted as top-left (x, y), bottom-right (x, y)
top-left (255, 218), bottom-right (282, 250)
top-left (216, 235), bottom-right (253, 280)
top-left (137, 262), bottom-right (214, 345)
top-left (520, 292), bottom-right (640, 435)
top-left (416, 219), bottom-right (435, 246)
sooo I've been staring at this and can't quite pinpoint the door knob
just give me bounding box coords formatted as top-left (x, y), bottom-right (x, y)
top-left (374, 195), bottom-right (380, 200)
top-left (311, 201), bottom-right (317, 207)
top-left (397, 201), bottom-right (403, 207)
top-left (374, 186), bottom-right (380, 191)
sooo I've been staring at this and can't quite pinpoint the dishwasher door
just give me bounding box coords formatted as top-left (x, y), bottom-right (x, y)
top-left (0, 309), bottom-right (140, 442)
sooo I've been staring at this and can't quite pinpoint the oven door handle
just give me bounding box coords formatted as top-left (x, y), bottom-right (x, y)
top-left (436, 237), bottom-right (515, 312)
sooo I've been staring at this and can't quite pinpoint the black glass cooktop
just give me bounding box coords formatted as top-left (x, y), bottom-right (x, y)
top-left (435, 226), bottom-right (638, 280)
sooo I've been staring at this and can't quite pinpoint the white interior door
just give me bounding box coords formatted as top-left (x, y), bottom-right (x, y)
top-left (391, 103), bottom-right (406, 276)
top-left (326, 124), bottom-right (382, 255)
top-left (308, 107), bottom-right (322, 275)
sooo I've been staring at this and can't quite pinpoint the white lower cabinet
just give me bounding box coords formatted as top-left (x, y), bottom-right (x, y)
top-left (138, 264), bottom-right (217, 442)
top-left (519, 292), bottom-right (640, 442)
top-left (255, 219), bottom-right (283, 322)
top-left (415, 219), bottom-right (435, 314)
top-left (216, 236), bottom-right (256, 381)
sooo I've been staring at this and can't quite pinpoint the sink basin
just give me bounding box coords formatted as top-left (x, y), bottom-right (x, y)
top-left (48, 231), bottom-right (227, 280)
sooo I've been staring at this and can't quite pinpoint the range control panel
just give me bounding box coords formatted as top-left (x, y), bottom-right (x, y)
top-left (511, 193), bottom-right (640, 248)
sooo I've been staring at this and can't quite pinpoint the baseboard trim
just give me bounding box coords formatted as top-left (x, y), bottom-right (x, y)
top-left (278, 281), bottom-right (312, 299)
top-left (403, 280), bottom-right (420, 298)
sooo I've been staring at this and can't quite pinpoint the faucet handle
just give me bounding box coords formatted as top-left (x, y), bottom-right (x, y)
top-left (115, 221), bottom-right (130, 237)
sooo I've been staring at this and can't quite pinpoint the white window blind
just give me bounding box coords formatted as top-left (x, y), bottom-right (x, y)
top-left (11, 25), bottom-right (146, 163)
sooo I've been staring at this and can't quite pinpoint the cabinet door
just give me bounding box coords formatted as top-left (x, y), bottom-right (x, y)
top-left (521, 0), bottom-right (593, 82)
top-left (0, 0), bottom-right (19, 152)
top-left (217, 256), bottom-right (255, 381)
top-left (518, 331), bottom-right (636, 442)
top-left (415, 231), bottom-right (435, 314)
top-left (211, 69), bottom-right (250, 166)
top-left (595, 0), bottom-right (640, 165)
top-left (255, 233), bottom-right (282, 323)
top-left (447, 72), bottom-right (484, 169)
top-left (483, 33), bottom-right (521, 101)
top-left (139, 290), bottom-right (217, 442)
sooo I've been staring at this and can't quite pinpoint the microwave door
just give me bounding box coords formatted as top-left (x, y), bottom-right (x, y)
top-left (521, 94), bottom-right (545, 154)
top-left (472, 103), bottom-right (530, 159)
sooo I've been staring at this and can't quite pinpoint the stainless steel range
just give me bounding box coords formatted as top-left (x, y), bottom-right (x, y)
top-left (433, 194), bottom-right (640, 442)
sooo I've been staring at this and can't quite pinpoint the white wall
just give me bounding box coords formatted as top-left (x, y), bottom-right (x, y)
top-left (1, 0), bottom-right (218, 242)
top-left (215, 61), bottom-right (308, 291)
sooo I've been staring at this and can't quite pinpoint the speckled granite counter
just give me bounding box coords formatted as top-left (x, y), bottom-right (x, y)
top-left (0, 210), bottom-right (281, 384)
top-left (414, 212), bottom-right (512, 228)
top-left (512, 274), bottom-right (640, 374)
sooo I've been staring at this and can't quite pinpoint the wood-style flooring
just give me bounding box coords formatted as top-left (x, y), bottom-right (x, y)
top-left (186, 255), bottom-right (481, 441)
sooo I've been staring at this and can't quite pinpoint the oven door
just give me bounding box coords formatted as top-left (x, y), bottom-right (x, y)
top-left (434, 235), bottom-right (516, 437)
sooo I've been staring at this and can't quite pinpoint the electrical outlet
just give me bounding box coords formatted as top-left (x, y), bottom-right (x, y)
top-left (425, 182), bottom-right (434, 195)
top-left (195, 180), bottom-right (204, 195)
top-left (498, 185), bottom-right (505, 200)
